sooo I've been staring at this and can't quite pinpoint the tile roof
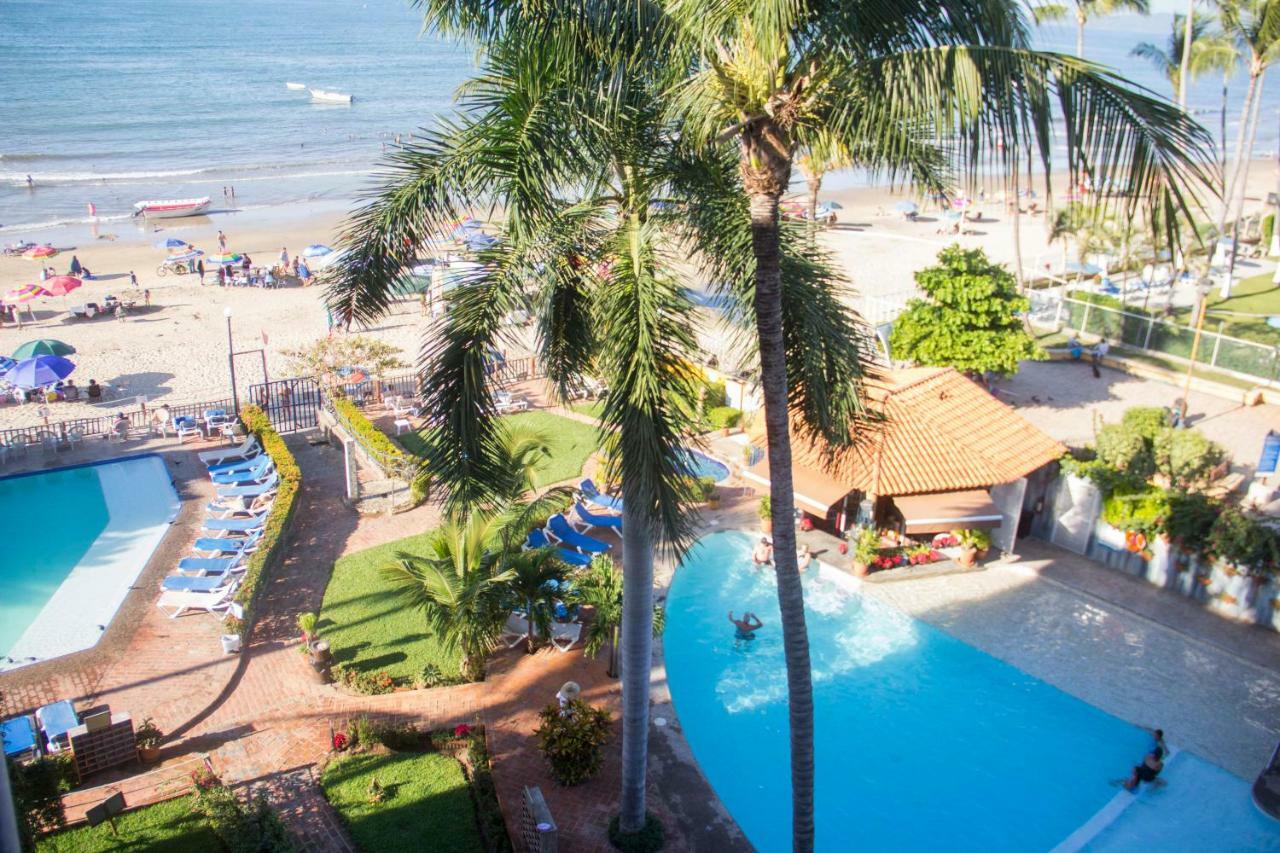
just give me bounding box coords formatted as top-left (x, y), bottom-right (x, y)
top-left (751, 367), bottom-right (1064, 498)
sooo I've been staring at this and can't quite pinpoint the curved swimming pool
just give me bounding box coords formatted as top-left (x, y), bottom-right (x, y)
top-left (664, 530), bottom-right (1151, 852)
top-left (677, 448), bottom-right (730, 484)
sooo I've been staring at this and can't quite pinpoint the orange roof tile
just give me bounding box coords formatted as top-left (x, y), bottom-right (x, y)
top-left (750, 367), bottom-right (1064, 498)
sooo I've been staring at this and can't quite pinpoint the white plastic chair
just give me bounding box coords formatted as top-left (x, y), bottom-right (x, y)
top-left (174, 417), bottom-right (201, 444)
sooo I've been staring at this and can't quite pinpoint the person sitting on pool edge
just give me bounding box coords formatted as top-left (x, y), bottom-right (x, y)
top-left (752, 536), bottom-right (773, 565)
top-left (728, 611), bottom-right (763, 640)
top-left (1123, 747), bottom-right (1164, 791)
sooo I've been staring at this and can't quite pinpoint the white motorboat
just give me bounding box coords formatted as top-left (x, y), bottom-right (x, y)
top-left (285, 81), bottom-right (306, 90)
top-left (309, 88), bottom-right (353, 104)
top-left (132, 197), bottom-right (212, 219)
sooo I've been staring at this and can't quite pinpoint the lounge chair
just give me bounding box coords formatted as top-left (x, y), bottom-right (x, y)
top-left (156, 582), bottom-right (238, 618)
top-left (176, 555), bottom-right (246, 576)
top-left (549, 621), bottom-right (582, 653)
top-left (547, 513), bottom-right (611, 553)
top-left (573, 501), bottom-right (622, 532)
top-left (207, 452), bottom-right (269, 475)
top-left (205, 498), bottom-right (273, 519)
top-left (199, 436), bottom-right (259, 466)
top-left (500, 612), bottom-right (531, 649)
top-left (35, 701), bottom-right (78, 752)
top-left (525, 529), bottom-right (592, 566)
top-left (211, 458), bottom-right (275, 485)
top-left (192, 532), bottom-right (262, 556)
top-left (2, 715), bottom-right (40, 761)
top-left (216, 473), bottom-right (279, 499)
top-left (162, 574), bottom-right (233, 592)
top-left (578, 478), bottom-right (623, 512)
top-left (202, 516), bottom-right (267, 533)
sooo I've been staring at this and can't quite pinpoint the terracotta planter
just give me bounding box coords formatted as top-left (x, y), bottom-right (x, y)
top-left (760, 517), bottom-right (773, 535)
top-left (138, 746), bottom-right (161, 763)
top-left (852, 560), bottom-right (869, 577)
top-left (957, 547), bottom-right (977, 568)
top-left (721, 427), bottom-right (731, 437)
top-left (707, 496), bottom-right (721, 510)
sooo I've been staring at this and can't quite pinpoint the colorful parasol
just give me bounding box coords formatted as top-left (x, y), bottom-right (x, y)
top-left (13, 339), bottom-right (76, 359)
top-left (206, 252), bottom-right (243, 265)
top-left (23, 244), bottom-right (58, 259)
top-left (42, 276), bottom-right (82, 297)
top-left (3, 355), bottom-right (75, 389)
top-left (4, 284), bottom-right (49, 303)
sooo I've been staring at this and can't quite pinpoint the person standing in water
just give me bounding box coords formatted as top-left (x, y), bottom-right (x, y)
top-left (728, 611), bottom-right (763, 640)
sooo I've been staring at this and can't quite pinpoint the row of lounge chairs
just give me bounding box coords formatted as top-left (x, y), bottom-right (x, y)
top-left (155, 437), bottom-right (275, 618)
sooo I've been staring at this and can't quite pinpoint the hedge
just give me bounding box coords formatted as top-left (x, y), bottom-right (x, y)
top-left (332, 396), bottom-right (427, 504)
top-left (234, 405), bottom-right (302, 637)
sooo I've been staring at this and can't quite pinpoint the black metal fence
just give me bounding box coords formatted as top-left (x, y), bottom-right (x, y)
top-left (247, 377), bottom-right (325, 434)
top-left (0, 397), bottom-right (235, 448)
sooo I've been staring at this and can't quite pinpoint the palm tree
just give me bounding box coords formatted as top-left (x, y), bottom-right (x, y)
top-left (571, 554), bottom-right (665, 678)
top-left (665, 2), bottom-right (1215, 848)
top-left (1132, 13), bottom-right (1218, 94)
top-left (795, 133), bottom-right (850, 227)
top-left (325, 6), bottom-right (870, 837)
top-left (1033, 0), bottom-right (1151, 58)
top-left (504, 548), bottom-right (567, 653)
top-left (1215, 0), bottom-right (1280, 284)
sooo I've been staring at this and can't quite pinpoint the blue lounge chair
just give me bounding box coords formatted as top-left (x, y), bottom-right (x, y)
top-left (177, 556), bottom-right (244, 575)
top-left (35, 701), bottom-right (78, 751)
top-left (573, 501), bottom-right (622, 532)
top-left (2, 715), bottom-right (39, 761)
top-left (211, 458), bottom-right (274, 485)
top-left (525, 529), bottom-right (592, 566)
top-left (192, 533), bottom-right (260, 555)
top-left (578, 478), bottom-right (623, 512)
top-left (203, 516), bottom-right (267, 533)
top-left (547, 513), bottom-right (611, 553)
top-left (216, 474), bottom-right (279, 498)
top-left (163, 575), bottom-right (230, 592)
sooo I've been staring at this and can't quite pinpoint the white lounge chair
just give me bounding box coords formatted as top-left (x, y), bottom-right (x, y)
top-left (156, 581), bottom-right (238, 618)
top-left (500, 613), bottom-right (530, 649)
top-left (199, 436), bottom-right (260, 466)
top-left (549, 621), bottom-right (582, 653)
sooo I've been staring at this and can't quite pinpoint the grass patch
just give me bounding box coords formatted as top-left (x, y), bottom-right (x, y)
top-left (570, 399), bottom-right (605, 420)
top-left (320, 751), bottom-right (484, 853)
top-left (397, 411), bottom-right (599, 487)
top-left (37, 796), bottom-right (220, 853)
top-left (1171, 273), bottom-right (1280, 345)
top-left (319, 532), bottom-right (462, 681)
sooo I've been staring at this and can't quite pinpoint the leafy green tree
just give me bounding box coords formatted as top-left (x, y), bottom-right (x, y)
top-left (889, 246), bottom-right (1043, 376)
top-left (571, 555), bottom-right (665, 678)
top-left (504, 548), bottom-right (567, 654)
top-left (1153, 427), bottom-right (1226, 487)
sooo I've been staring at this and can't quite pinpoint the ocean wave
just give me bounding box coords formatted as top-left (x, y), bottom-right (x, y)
top-left (0, 158), bottom-right (372, 188)
top-left (0, 213), bottom-right (133, 234)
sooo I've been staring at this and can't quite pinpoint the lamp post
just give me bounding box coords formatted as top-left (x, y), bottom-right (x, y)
top-left (225, 307), bottom-right (239, 415)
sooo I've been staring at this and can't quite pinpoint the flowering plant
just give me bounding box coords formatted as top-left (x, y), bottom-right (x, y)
top-left (332, 732), bottom-right (349, 751)
top-left (454, 723), bottom-right (472, 737)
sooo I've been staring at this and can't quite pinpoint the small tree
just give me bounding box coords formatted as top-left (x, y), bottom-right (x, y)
top-left (890, 246), bottom-right (1043, 376)
top-left (281, 335), bottom-right (406, 390)
top-left (534, 699), bottom-right (613, 786)
top-left (570, 555), bottom-right (665, 678)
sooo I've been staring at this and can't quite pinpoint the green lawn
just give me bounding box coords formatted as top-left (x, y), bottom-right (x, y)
top-left (570, 399), bottom-right (604, 420)
top-left (396, 411), bottom-right (599, 487)
top-left (320, 751), bottom-right (484, 853)
top-left (318, 532), bottom-right (461, 681)
top-left (37, 796), bottom-right (220, 853)
top-left (1171, 272), bottom-right (1280, 345)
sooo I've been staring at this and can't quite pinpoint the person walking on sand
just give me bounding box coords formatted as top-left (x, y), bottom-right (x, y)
top-left (129, 270), bottom-right (138, 288)
top-left (217, 230), bottom-right (227, 251)
top-left (143, 288), bottom-right (151, 307)
top-left (280, 246), bottom-right (289, 267)
top-left (197, 257), bottom-right (205, 285)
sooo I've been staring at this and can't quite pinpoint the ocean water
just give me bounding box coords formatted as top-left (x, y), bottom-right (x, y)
top-left (664, 530), bottom-right (1155, 851)
top-left (1, 5), bottom-right (1276, 231)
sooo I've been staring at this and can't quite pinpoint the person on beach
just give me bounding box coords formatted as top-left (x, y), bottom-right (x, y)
top-left (217, 265), bottom-right (225, 286)
top-left (197, 258), bottom-right (205, 284)
top-left (1091, 338), bottom-right (1109, 378)
top-left (25, 175), bottom-right (33, 189)
top-left (129, 270), bottom-right (138, 288)
top-left (69, 255), bottom-right (82, 275)
top-left (217, 230), bottom-right (227, 251)
top-left (290, 256), bottom-right (299, 277)
top-left (144, 289), bottom-right (151, 307)
top-left (280, 246), bottom-right (289, 267)
top-left (297, 259), bottom-right (309, 283)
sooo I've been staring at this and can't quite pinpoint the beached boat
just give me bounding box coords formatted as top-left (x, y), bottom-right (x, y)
top-left (285, 81), bottom-right (306, 90)
top-left (132, 197), bottom-right (212, 219)
top-left (309, 88), bottom-right (353, 104)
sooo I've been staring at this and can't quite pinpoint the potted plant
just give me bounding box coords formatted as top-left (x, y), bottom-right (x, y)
top-left (698, 476), bottom-right (719, 509)
top-left (297, 611), bottom-right (318, 646)
top-left (758, 495), bottom-right (772, 535)
top-left (955, 529), bottom-right (991, 568)
top-left (851, 527), bottom-right (878, 577)
top-left (135, 717), bottom-right (163, 763)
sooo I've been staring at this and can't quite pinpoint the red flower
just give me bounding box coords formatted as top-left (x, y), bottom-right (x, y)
top-left (837, 542), bottom-right (849, 554)
top-left (332, 732), bottom-right (349, 751)
top-left (454, 723), bottom-right (472, 737)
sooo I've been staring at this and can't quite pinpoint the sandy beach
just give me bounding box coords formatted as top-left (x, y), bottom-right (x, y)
top-left (1, 166), bottom-right (1276, 431)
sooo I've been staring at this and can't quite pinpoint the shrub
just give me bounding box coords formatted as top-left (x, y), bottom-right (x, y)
top-left (465, 727), bottom-right (513, 852)
top-left (9, 753), bottom-right (74, 847)
top-left (852, 527), bottom-right (879, 565)
top-left (349, 715), bottom-right (377, 750)
top-left (1058, 451), bottom-right (1144, 496)
top-left (608, 812), bottom-right (666, 852)
top-left (1153, 428), bottom-right (1225, 488)
top-left (1095, 423), bottom-right (1154, 479)
top-left (135, 717), bottom-right (164, 749)
top-left (191, 774), bottom-right (296, 853)
top-left (371, 720), bottom-right (421, 751)
top-left (1101, 485), bottom-right (1170, 537)
top-left (235, 405), bottom-right (302, 637)
top-left (1121, 407), bottom-right (1169, 442)
top-left (332, 396), bottom-right (426, 505)
top-left (1165, 491), bottom-right (1220, 555)
top-left (1209, 508), bottom-right (1280, 577)
top-left (705, 406), bottom-right (742, 431)
top-left (702, 378), bottom-right (727, 410)
top-left (534, 699), bottom-right (612, 786)
top-left (697, 475), bottom-right (717, 501)
top-left (758, 495), bottom-right (771, 520)
top-left (1265, 212), bottom-right (1275, 249)
top-left (413, 663), bottom-right (455, 689)
top-left (955, 529), bottom-right (991, 551)
top-left (335, 666), bottom-right (398, 696)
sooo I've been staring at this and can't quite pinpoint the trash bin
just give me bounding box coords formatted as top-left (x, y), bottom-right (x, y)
top-left (221, 634), bottom-right (242, 654)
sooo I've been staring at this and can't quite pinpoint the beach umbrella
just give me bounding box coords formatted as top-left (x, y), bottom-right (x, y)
top-left (822, 201), bottom-right (844, 210)
top-left (302, 244), bottom-right (333, 258)
top-left (23, 244), bottom-right (57, 259)
top-left (206, 252), bottom-right (242, 265)
top-left (4, 355), bottom-right (75, 389)
top-left (0, 356), bottom-right (13, 373)
top-left (155, 238), bottom-right (189, 250)
top-left (894, 200), bottom-right (919, 213)
top-left (1065, 261), bottom-right (1102, 276)
top-left (4, 284), bottom-right (48, 303)
top-left (951, 197), bottom-right (972, 210)
top-left (42, 276), bottom-right (82, 297)
top-left (464, 232), bottom-right (498, 250)
top-left (13, 339), bottom-right (76, 359)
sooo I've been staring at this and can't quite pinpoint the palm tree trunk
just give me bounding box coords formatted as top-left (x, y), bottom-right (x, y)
top-left (609, 623), bottom-right (620, 679)
top-left (742, 120), bottom-right (816, 853)
top-left (617, 504), bottom-right (655, 833)
top-left (526, 594), bottom-right (536, 653)
top-left (1228, 71), bottom-right (1267, 285)
top-left (807, 173), bottom-right (822, 227)
top-left (1178, 0), bottom-right (1195, 108)
top-left (1221, 73), bottom-right (1229, 180)
top-left (1220, 68), bottom-right (1260, 241)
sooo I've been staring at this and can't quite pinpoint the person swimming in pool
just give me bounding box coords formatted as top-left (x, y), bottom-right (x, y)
top-left (752, 537), bottom-right (773, 566)
top-left (728, 611), bottom-right (763, 640)
top-left (1122, 747), bottom-right (1164, 791)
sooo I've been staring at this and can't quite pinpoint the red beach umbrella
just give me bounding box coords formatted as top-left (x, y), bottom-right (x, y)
top-left (42, 276), bottom-right (83, 297)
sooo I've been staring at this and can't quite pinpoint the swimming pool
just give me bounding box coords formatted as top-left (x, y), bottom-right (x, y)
top-left (665, 530), bottom-right (1154, 851)
top-left (0, 455), bottom-right (179, 669)
top-left (678, 448), bottom-right (730, 484)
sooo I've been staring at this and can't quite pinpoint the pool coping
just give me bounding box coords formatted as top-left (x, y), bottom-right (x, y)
top-left (0, 451), bottom-right (177, 484)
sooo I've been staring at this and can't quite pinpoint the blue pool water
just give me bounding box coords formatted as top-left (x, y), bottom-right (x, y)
top-left (0, 455), bottom-right (179, 667)
top-left (665, 531), bottom-right (1153, 852)
top-left (678, 449), bottom-right (730, 484)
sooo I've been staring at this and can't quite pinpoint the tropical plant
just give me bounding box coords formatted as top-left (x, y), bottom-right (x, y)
top-left (1101, 484), bottom-right (1171, 536)
top-left (1165, 490), bottom-right (1221, 553)
top-left (296, 611), bottom-right (318, 642)
top-left (281, 334), bottom-right (406, 389)
top-left (955, 528), bottom-right (992, 551)
top-left (1131, 12), bottom-right (1223, 97)
top-left (504, 547), bottom-right (568, 653)
top-left (890, 246), bottom-right (1043, 376)
top-left (1033, 0), bottom-right (1151, 58)
top-left (1121, 406), bottom-right (1171, 442)
top-left (534, 698), bottom-right (613, 786)
top-left (10, 753), bottom-right (73, 848)
top-left (1153, 427), bottom-right (1226, 487)
top-left (795, 131), bottom-right (851, 227)
top-left (666, 3), bottom-right (1214, 836)
top-left (1209, 506), bottom-right (1280, 575)
top-left (852, 527), bottom-right (879, 566)
top-left (571, 555), bottom-right (666, 678)
top-left (706, 406), bottom-right (743, 431)
top-left (757, 495), bottom-right (771, 520)
top-left (135, 717), bottom-right (164, 749)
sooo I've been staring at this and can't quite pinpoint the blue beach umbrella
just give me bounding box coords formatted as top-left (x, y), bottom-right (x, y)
top-left (4, 355), bottom-right (75, 389)
top-left (0, 356), bottom-right (14, 373)
top-left (894, 200), bottom-right (919, 213)
top-left (155, 238), bottom-right (189, 250)
top-left (302, 244), bottom-right (333, 258)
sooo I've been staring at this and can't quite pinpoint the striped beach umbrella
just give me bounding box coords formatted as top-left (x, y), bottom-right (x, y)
top-left (4, 284), bottom-right (49, 303)
top-left (206, 252), bottom-right (242, 265)
top-left (23, 244), bottom-right (57, 259)
top-left (13, 339), bottom-right (76, 359)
